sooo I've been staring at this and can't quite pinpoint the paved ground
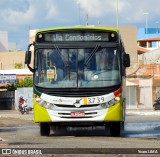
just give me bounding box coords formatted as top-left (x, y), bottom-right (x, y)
top-left (1, 109), bottom-right (160, 120)
top-left (126, 109), bottom-right (160, 116)
top-left (0, 109), bottom-right (160, 157)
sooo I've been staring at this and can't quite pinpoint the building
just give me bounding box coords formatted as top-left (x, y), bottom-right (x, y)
top-left (0, 31), bottom-right (8, 51)
top-left (119, 26), bottom-right (138, 65)
top-left (137, 38), bottom-right (160, 52)
top-left (0, 31), bottom-right (16, 52)
top-left (0, 51), bottom-right (28, 70)
top-left (125, 28), bottom-right (160, 109)
top-left (138, 27), bottom-right (160, 39)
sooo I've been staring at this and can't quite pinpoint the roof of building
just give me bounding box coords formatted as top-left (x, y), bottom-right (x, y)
top-left (128, 64), bottom-right (160, 79)
top-left (140, 48), bottom-right (160, 64)
top-left (137, 37), bottom-right (160, 42)
top-left (0, 69), bottom-right (33, 75)
top-left (126, 80), bottom-right (137, 86)
top-left (137, 46), bottom-right (150, 54)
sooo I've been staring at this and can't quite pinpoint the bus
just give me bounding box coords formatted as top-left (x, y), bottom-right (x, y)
top-left (25, 26), bottom-right (130, 137)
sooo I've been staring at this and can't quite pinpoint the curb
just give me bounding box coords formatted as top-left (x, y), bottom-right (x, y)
top-left (126, 110), bottom-right (160, 116)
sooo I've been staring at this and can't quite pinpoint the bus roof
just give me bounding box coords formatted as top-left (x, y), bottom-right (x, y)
top-left (36, 26), bottom-right (119, 34)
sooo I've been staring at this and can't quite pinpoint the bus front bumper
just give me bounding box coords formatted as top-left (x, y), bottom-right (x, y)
top-left (34, 102), bottom-right (124, 123)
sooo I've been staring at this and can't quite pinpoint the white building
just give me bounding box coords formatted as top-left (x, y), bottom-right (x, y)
top-left (0, 31), bottom-right (8, 51)
top-left (0, 31), bottom-right (16, 52)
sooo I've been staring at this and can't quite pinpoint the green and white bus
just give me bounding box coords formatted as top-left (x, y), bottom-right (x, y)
top-left (25, 26), bottom-right (130, 136)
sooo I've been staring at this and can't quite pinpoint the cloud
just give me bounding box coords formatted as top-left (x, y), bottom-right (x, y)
top-left (45, 0), bottom-right (58, 19)
top-left (0, 1), bottom-right (34, 30)
top-left (1, 0), bottom-right (160, 50)
top-left (0, 0), bottom-right (58, 30)
top-left (75, 0), bottom-right (160, 26)
top-left (76, 0), bottom-right (131, 17)
top-left (76, 0), bottom-right (105, 17)
top-left (1, 6), bottom-right (35, 26)
top-left (1, 0), bottom-right (160, 30)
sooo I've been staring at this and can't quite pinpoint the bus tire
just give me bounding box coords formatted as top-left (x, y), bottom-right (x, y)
top-left (40, 123), bottom-right (50, 136)
top-left (110, 122), bottom-right (121, 137)
top-left (52, 126), bottom-right (67, 135)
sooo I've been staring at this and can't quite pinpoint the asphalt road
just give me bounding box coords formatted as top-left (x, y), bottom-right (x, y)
top-left (0, 110), bottom-right (160, 157)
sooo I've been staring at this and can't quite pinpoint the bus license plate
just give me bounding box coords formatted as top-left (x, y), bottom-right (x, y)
top-left (71, 112), bottom-right (85, 117)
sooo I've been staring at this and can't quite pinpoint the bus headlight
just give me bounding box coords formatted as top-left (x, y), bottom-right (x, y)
top-left (47, 103), bottom-right (54, 110)
top-left (35, 94), bottom-right (41, 103)
top-left (39, 101), bottom-right (47, 107)
top-left (35, 95), bottom-right (55, 110)
top-left (108, 99), bottom-right (115, 107)
top-left (101, 97), bottom-right (120, 109)
top-left (101, 97), bottom-right (120, 108)
top-left (108, 96), bottom-right (120, 107)
top-left (39, 101), bottom-right (55, 109)
top-left (114, 96), bottom-right (120, 102)
top-left (101, 103), bottom-right (107, 109)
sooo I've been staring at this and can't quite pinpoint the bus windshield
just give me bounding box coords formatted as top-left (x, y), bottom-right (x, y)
top-left (34, 47), bottom-right (121, 88)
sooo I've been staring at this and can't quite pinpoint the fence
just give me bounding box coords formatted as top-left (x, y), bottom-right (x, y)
top-left (0, 91), bottom-right (15, 109)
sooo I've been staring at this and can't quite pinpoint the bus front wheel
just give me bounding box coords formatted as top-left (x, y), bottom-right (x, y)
top-left (40, 123), bottom-right (50, 136)
top-left (110, 122), bottom-right (121, 137)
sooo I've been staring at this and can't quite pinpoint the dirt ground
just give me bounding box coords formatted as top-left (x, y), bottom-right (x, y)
top-left (0, 117), bottom-right (35, 127)
top-left (0, 110), bottom-right (35, 127)
top-left (1, 111), bottom-right (160, 157)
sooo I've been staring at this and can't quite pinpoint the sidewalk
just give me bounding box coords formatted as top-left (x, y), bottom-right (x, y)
top-left (126, 109), bottom-right (160, 116)
top-left (0, 110), bottom-right (34, 120)
top-left (0, 109), bottom-right (160, 117)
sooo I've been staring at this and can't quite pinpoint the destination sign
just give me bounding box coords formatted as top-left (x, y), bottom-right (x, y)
top-left (36, 31), bottom-right (117, 42)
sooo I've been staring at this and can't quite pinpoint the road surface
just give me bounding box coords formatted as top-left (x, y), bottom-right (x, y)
top-left (0, 110), bottom-right (160, 157)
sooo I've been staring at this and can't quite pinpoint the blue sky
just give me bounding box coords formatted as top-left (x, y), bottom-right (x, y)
top-left (0, 0), bottom-right (160, 50)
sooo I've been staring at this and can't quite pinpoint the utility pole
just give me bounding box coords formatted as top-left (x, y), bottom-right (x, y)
top-left (143, 13), bottom-right (149, 38)
top-left (86, 14), bottom-right (88, 26)
top-left (156, 21), bottom-right (159, 37)
top-left (78, 2), bottom-right (81, 25)
top-left (116, 0), bottom-right (119, 28)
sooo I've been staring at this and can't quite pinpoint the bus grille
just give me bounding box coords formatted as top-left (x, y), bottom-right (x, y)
top-left (55, 104), bottom-right (99, 108)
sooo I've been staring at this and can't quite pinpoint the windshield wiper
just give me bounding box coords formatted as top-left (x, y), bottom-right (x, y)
top-left (54, 44), bottom-right (71, 79)
top-left (54, 44), bottom-right (68, 67)
top-left (83, 45), bottom-right (100, 67)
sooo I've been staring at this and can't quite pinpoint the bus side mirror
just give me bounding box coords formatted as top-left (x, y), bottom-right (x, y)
top-left (25, 51), bottom-right (32, 64)
top-left (123, 54), bottom-right (130, 67)
top-left (25, 51), bottom-right (34, 72)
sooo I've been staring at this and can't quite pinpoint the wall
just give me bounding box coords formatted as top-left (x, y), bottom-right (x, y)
top-left (138, 79), bottom-right (152, 109)
top-left (0, 51), bottom-right (30, 69)
top-left (119, 26), bottom-right (138, 65)
top-left (126, 86), bottom-right (137, 109)
top-left (15, 87), bottom-right (33, 110)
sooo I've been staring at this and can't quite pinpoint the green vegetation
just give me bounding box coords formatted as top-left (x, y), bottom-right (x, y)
top-left (0, 77), bottom-right (33, 91)
top-left (14, 63), bottom-right (23, 69)
top-left (16, 77), bottom-right (33, 88)
top-left (6, 84), bottom-right (17, 91)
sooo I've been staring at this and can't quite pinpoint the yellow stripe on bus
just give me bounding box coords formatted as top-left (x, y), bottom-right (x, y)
top-left (83, 97), bottom-right (87, 105)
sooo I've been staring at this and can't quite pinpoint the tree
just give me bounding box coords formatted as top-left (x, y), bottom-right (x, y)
top-left (7, 84), bottom-right (17, 91)
top-left (14, 63), bottom-right (23, 69)
top-left (15, 77), bottom-right (33, 88)
top-left (22, 77), bottom-right (33, 87)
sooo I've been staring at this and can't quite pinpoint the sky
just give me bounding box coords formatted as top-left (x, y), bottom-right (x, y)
top-left (0, 0), bottom-right (160, 50)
